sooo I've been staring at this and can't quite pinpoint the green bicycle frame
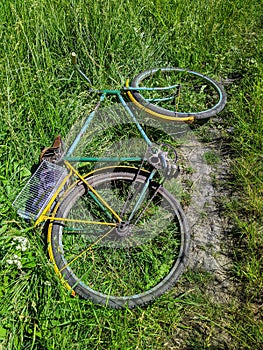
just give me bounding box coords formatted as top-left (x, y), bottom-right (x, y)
top-left (61, 72), bottom-right (165, 223)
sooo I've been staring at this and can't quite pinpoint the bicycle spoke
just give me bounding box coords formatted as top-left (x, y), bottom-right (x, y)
top-left (48, 216), bottom-right (116, 227)
top-left (119, 155), bottom-right (148, 217)
top-left (59, 227), bottom-right (115, 272)
top-left (132, 183), bottom-right (161, 226)
top-left (65, 161), bottom-right (122, 222)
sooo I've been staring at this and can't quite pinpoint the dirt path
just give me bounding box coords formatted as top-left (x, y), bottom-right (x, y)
top-left (182, 132), bottom-right (234, 304)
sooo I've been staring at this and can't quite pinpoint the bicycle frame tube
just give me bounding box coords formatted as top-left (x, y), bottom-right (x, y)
top-left (66, 94), bottom-right (106, 157)
top-left (64, 89), bottom-right (154, 161)
top-left (63, 157), bottom-right (142, 162)
top-left (65, 161), bottom-right (122, 222)
top-left (59, 68), bottom-right (162, 226)
top-left (123, 84), bottom-right (180, 92)
top-left (117, 92), bottom-right (152, 147)
top-left (128, 169), bottom-right (156, 222)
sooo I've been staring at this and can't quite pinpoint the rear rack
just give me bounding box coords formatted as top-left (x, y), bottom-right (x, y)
top-left (12, 161), bottom-right (67, 221)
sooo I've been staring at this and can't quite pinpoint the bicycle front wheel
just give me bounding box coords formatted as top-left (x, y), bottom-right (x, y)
top-left (128, 67), bottom-right (226, 121)
top-left (48, 167), bottom-right (189, 309)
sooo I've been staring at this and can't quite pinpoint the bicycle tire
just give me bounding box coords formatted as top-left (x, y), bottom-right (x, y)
top-left (128, 67), bottom-right (226, 121)
top-left (48, 167), bottom-right (190, 309)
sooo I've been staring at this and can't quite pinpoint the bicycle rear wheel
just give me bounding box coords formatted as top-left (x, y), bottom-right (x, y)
top-left (48, 167), bottom-right (189, 308)
top-left (128, 67), bottom-right (226, 121)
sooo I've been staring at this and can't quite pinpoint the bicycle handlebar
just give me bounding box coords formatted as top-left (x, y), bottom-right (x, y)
top-left (71, 52), bottom-right (77, 65)
top-left (71, 52), bottom-right (92, 85)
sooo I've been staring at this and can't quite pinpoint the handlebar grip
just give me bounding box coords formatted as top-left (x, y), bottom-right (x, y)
top-left (71, 52), bottom-right (77, 65)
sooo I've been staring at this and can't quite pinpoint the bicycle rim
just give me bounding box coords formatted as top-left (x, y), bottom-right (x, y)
top-left (48, 168), bottom-right (189, 308)
top-left (129, 67), bottom-right (226, 120)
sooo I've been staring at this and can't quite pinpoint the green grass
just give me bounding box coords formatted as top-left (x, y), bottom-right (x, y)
top-left (1, 0), bottom-right (262, 348)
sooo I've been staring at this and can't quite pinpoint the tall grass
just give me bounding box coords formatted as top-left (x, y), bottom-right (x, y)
top-left (1, 0), bottom-right (262, 348)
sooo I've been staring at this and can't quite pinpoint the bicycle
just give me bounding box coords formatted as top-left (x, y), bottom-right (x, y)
top-left (13, 53), bottom-right (226, 309)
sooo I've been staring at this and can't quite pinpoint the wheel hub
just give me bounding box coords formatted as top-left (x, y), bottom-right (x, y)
top-left (116, 221), bottom-right (131, 237)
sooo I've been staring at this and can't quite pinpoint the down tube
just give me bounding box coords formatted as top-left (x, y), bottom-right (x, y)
top-left (117, 93), bottom-right (153, 147)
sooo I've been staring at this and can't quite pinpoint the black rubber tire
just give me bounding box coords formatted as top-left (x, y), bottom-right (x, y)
top-left (130, 67), bottom-right (227, 120)
top-left (49, 168), bottom-right (190, 309)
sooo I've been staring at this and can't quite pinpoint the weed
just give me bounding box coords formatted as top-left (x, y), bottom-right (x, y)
top-left (203, 151), bottom-right (221, 165)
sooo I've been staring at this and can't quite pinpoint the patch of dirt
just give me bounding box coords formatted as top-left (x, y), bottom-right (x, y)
top-left (182, 132), bottom-right (236, 303)
top-left (170, 122), bottom-right (238, 348)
